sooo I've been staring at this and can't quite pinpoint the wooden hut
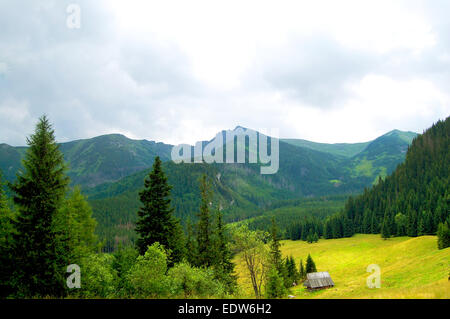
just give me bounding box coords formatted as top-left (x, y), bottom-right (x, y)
top-left (303, 272), bottom-right (334, 290)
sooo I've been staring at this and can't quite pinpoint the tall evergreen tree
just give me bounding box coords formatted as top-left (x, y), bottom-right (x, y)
top-left (213, 210), bottom-right (237, 293)
top-left (437, 219), bottom-right (450, 250)
top-left (299, 259), bottom-right (306, 281)
top-left (135, 156), bottom-right (184, 264)
top-left (0, 170), bottom-right (15, 297)
top-left (268, 218), bottom-right (290, 287)
top-left (196, 174), bottom-right (214, 267)
top-left (381, 212), bottom-right (391, 239)
top-left (285, 256), bottom-right (299, 286)
top-left (9, 116), bottom-right (70, 297)
top-left (185, 218), bottom-right (197, 266)
top-left (269, 217), bottom-right (283, 273)
top-left (305, 254), bottom-right (317, 274)
top-left (265, 266), bottom-right (286, 299)
top-left (54, 187), bottom-right (98, 264)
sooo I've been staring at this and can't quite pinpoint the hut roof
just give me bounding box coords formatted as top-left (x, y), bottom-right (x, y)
top-left (303, 272), bottom-right (334, 289)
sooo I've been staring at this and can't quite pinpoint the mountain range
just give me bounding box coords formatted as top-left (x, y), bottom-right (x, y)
top-left (0, 127), bottom-right (417, 250)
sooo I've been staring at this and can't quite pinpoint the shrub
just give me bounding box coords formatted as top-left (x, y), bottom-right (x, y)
top-left (74, 253), bottom-right (118, 298)
top-left (126, 243), bottom-right (171, 298)
top-left (168, 262), bottom-right (225, 298)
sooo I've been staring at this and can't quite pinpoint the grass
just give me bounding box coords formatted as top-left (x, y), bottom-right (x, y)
top-left (352, 158), bottom-right (374, 177)
top-left (234, 234), bottom-right (449, 299)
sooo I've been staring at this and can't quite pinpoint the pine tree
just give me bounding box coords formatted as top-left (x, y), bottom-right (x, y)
top-left (269, 217), bottom-right (283, 274)
top-left (185, 218), bottom-right (197, 266)
top-left (135, 156), bottom-right (184, 264)
top-left (313, 232), bottom-right (319, 243)
top-left (407, 208), bottom-right (418, 237)
top-left (285, 256), bottom-right (299, 286)
top-left (196, 174), bottom-right (214, 267)
top-left (213, 210), bottom-right (237, 293)
top-left (0, 170), bottom-right (15, 298)
top-left (9, 116), bottom-right (70, 297)
top-left (268, 218), bottom-right (290, 288)
top-left (299, 259), bottom-right (306, 281)
top-left (394, 213), bottom-right (407, 236)
top-left (54, 186), bottom-right (98, 264)
top-left (437, 220), bottom-right (450, 250)
top-left (265, 266), bottom-right (286, 299)
top-left (305, 254), bottom-right (317, 274)
top-left (381, 212), bottom-right (391, 239)
top-left (323, 221), bottom-right (331, 239)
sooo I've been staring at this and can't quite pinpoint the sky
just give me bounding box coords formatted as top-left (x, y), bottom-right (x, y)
top-left (0, 0), bottom-right (449, 146)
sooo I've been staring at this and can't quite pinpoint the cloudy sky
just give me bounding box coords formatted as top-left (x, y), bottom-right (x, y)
top-left (0, 0), bottom-right (449, 146)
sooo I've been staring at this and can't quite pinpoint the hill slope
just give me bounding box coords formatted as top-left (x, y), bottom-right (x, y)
top-left (281, 130), bottom-right (416, 159)
top-left (0, 134), bottom-right (173, 187)
top-left (347, 129), bottom-right (417, 183)
top-left (340, 117), bottom-right (449, 238)
top-left (234, 234), bottom-right (449, 298)
top-left (281, 139), bottom-right (370, 158)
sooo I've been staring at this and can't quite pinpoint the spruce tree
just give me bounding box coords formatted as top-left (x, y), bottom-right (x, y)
top-left (269, 217), bottom-right (283, 274)
top-left (299, 259), bottom-right (306, 281)
top-left (381, 212), bottom-right (391, 239)
top-left (285, 256), bottom-right (299, 286)
top-left (54, 186), bottom-right (98, 264)
top-left (213, 210), bottom-right (237, 293)
top-left (305, 254), bottom-right (317, 274)
top-left (135, 156), bottom-right (184, 264)
top-left (437, 220), bottom-right (450, 250)
top-left (0, 170), bottom-right (15, 297)
top-left (10, 116), bottom-right (70, 297)
top-left (185, 218), bottom-right (197, 266)
top-left (196, 174), bottom-right (214, 267)
top-left (265, 266), bottom-right (286, 299)
top-left (313, 232), bottom-right (319, 243)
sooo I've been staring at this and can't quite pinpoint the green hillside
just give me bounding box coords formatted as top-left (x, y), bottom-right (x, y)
top-left (339, 117), bottom-right (449, 240)
top-left (282, 130), bottom-right (416, 159)
top-left (348, 130), bottom-right (417, 183)
top-left (235, 234), bottom-right (449, 298)
top-left (282, 139), bottom-right (370, 158)
top-left (0, 134), bottom-right (173, 187)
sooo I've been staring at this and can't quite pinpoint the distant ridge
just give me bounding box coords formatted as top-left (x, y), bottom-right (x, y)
top-left (282, 129), bottom-right (417, 158)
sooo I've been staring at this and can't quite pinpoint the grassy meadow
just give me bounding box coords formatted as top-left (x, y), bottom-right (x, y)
top-left (234, 234), bottom-right (449, 299)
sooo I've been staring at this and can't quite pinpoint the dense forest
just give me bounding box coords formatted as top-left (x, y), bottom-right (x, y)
top-left (283, 117), bottom-right (449, 248)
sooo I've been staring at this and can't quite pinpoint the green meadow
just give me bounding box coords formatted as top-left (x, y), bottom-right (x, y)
top-left (234, 234), bottom-right (449, 299)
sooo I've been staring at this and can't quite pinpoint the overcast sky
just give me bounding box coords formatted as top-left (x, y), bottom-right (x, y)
top-left (0, 0), bottom-right (449, 146)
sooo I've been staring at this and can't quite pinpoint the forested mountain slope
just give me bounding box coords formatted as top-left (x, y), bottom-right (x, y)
top-left (0, 134), bottom-right (173, 187)
top-left (340, 117), bottom-right (449, 238)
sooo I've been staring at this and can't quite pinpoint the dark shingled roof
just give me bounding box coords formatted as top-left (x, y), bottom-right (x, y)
top-left (303, 272), bottom-right (334, 289)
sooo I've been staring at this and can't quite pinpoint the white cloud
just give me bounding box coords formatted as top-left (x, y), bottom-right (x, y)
top-left (0, 0), bottom-right (449, 146)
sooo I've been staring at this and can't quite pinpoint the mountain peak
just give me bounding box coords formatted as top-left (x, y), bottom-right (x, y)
top-left (382, 129), bottom-right (417, 144)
